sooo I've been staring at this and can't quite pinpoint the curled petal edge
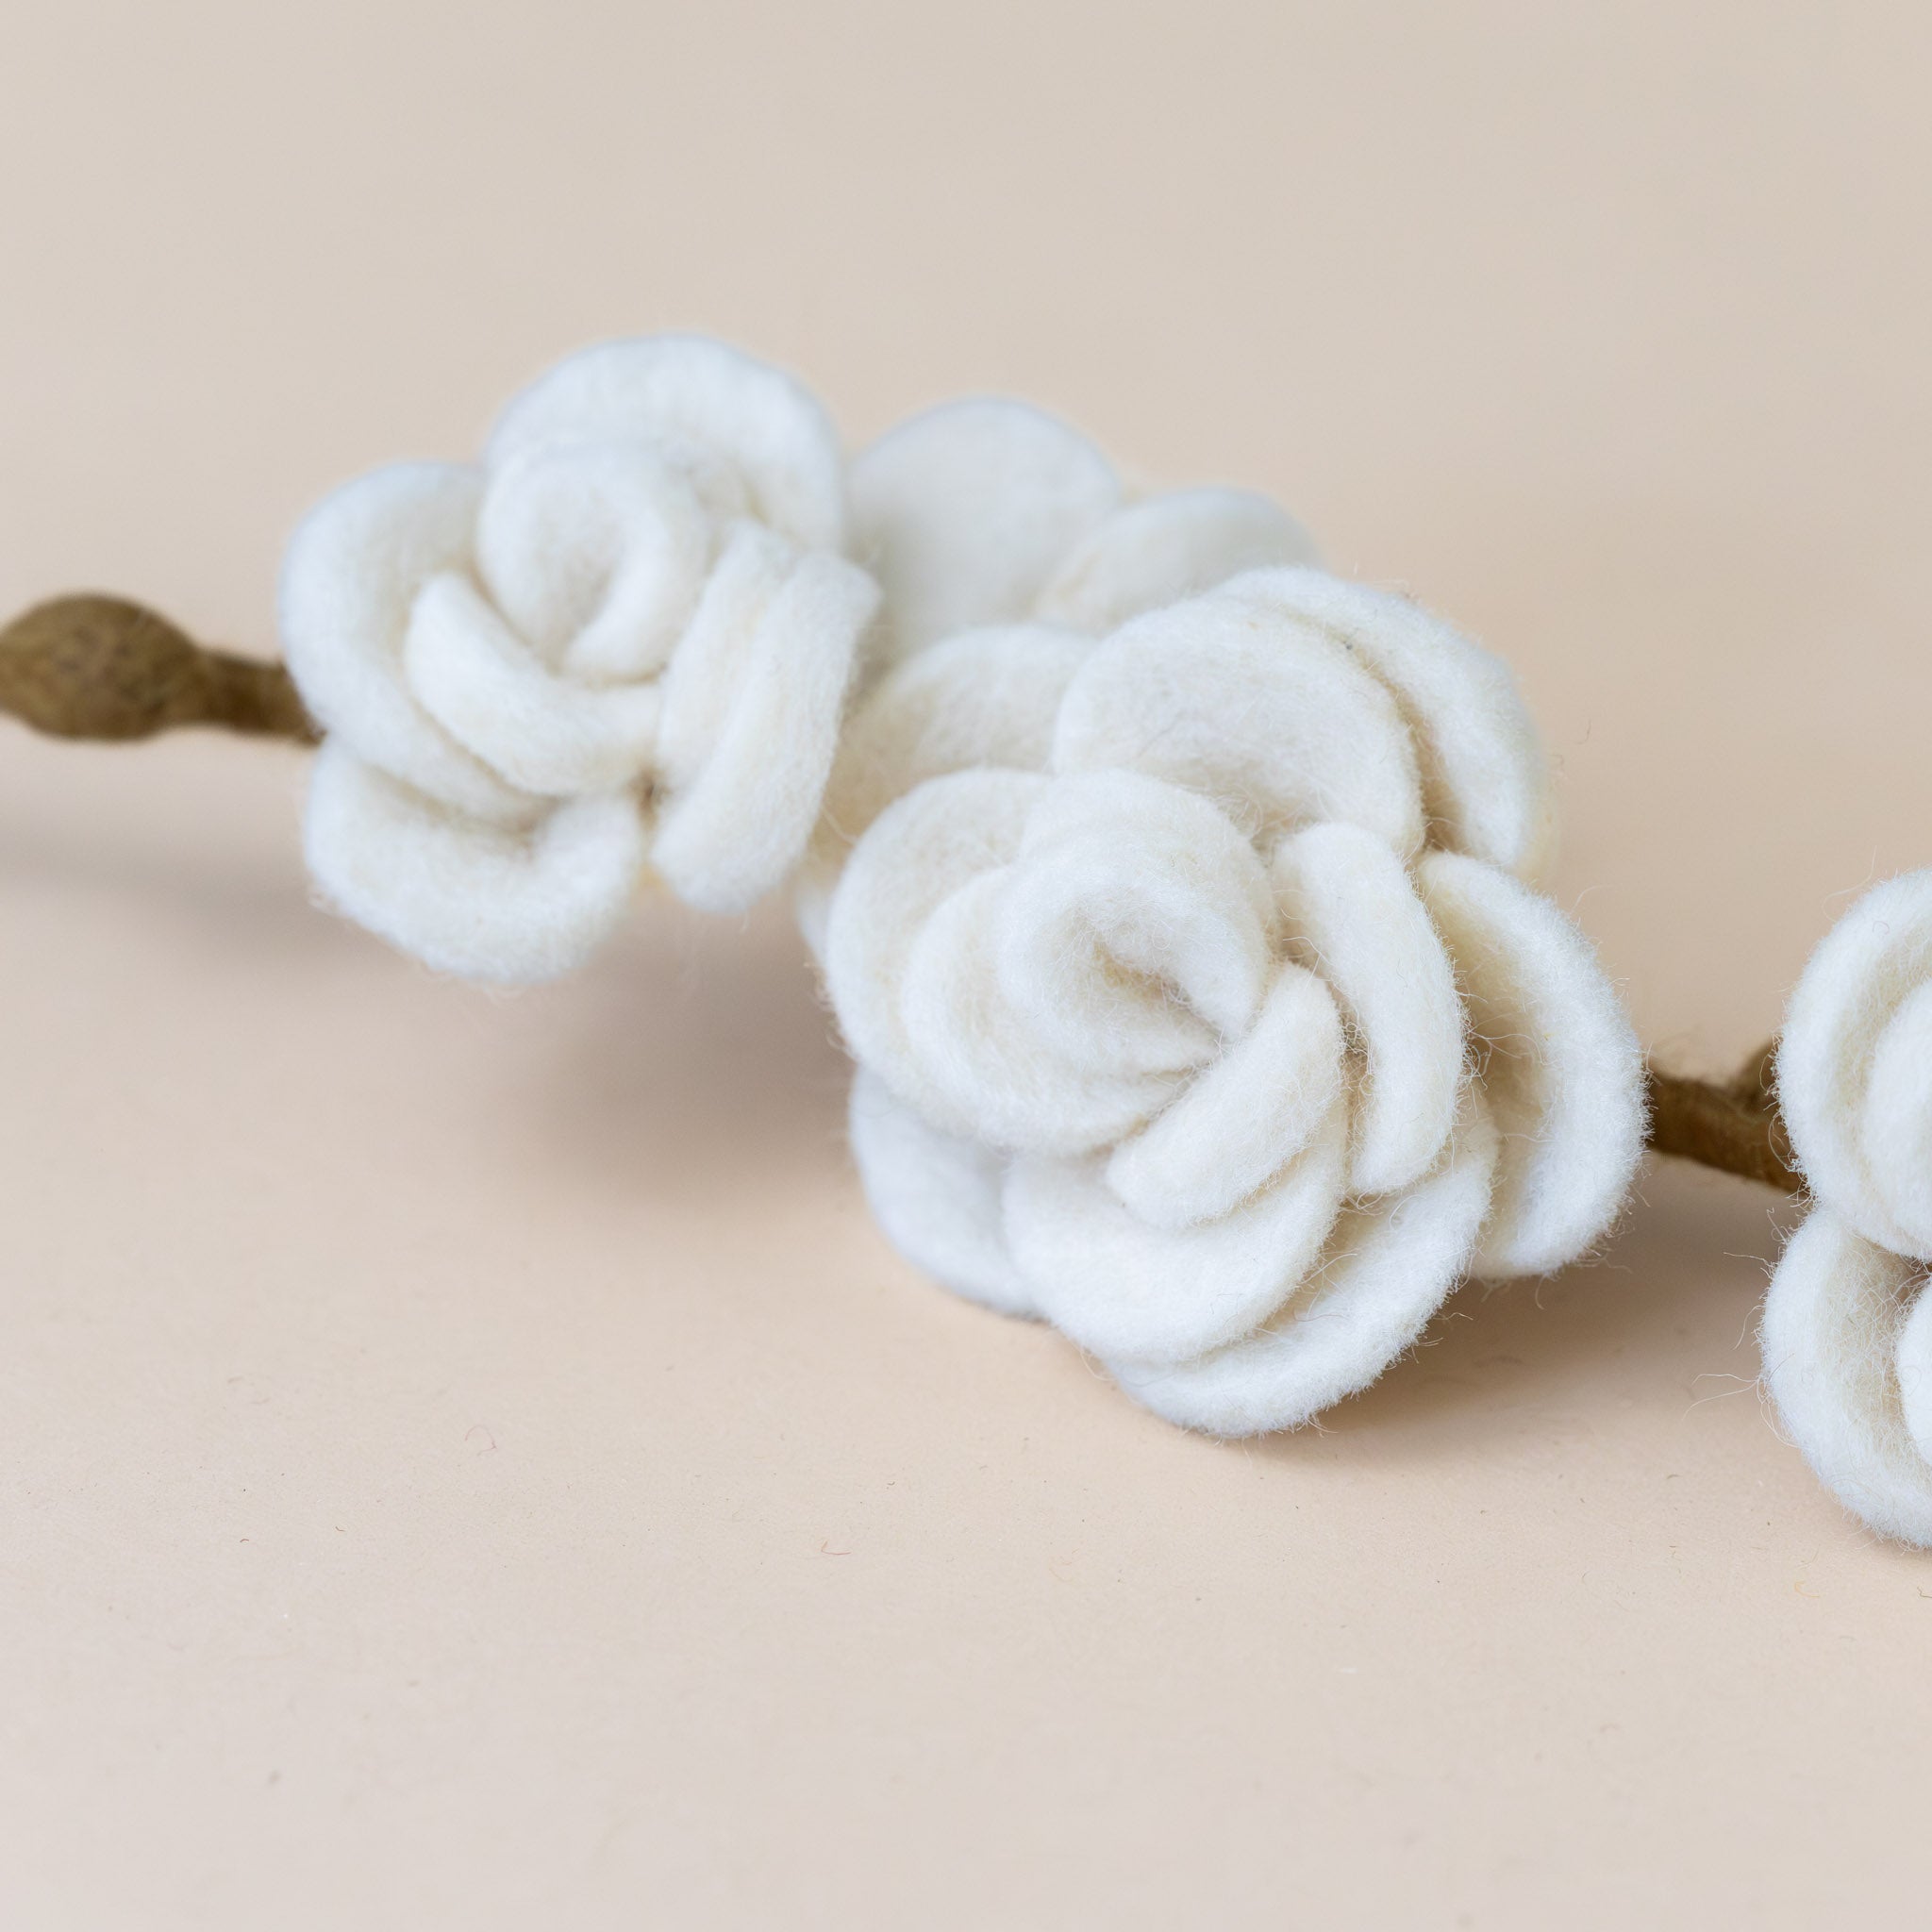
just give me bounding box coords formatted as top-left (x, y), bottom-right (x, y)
top-left (1417, 850), bottom-right (1644, 1280)
top-left (305, 741), bottom-right (645, 986)
top-left (1761, 1207), bottom-right (1932, 1548)
top-left (1109, 1089), bottom-right (1500, 1435)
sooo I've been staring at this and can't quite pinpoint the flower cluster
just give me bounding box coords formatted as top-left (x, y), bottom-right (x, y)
top-left (283, 347), bottom-right (1646, 1435)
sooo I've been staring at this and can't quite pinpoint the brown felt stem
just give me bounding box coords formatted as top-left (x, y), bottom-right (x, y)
top-left (1645, 1042), bottom-right (1802, 1193)
top-left (0, 594), bottom-right (313, 742)
top-left (0, 592), bottom-right (1819, 1199)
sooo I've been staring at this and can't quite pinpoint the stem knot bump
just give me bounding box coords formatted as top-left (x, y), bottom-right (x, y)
top-left (0, 594), bottom-right (312, 742)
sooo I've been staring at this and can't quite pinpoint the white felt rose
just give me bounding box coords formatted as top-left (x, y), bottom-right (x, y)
top-left (822, 571), bottom-right (1645, 1434)
top-left (1764, 872), bottom-right (1932, 1544)
top-left (796, 398), bottom-right (1323, 950)
top-left (282, 337), bottom-right (879, 983)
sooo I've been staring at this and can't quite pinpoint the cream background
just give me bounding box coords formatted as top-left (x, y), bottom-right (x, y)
top-left (2, 4), bottom-right (1930, 1925)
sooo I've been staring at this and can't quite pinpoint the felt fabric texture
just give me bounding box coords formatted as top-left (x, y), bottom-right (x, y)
top-left (845, 399), bottom-right (1320, 671)
top-left (1764, 872), bottom-right (1932, 1544)
top-left (802, 400), bottom-right (1322, 953)
top-left (1760, 1208), bottom-right (1932, 1548)
top-left (1777, 870), bottom-right (1932, 1260)
top-left (0, 594), bottom-right (314, 743)
top-left (282, 337), bottom-right (879, 983)
top-left (822, 575), bottom-right (1645, 1433)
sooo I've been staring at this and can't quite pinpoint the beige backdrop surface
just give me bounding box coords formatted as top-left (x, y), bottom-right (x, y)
top-left (2, 3), bottom-right (1929, 1926)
